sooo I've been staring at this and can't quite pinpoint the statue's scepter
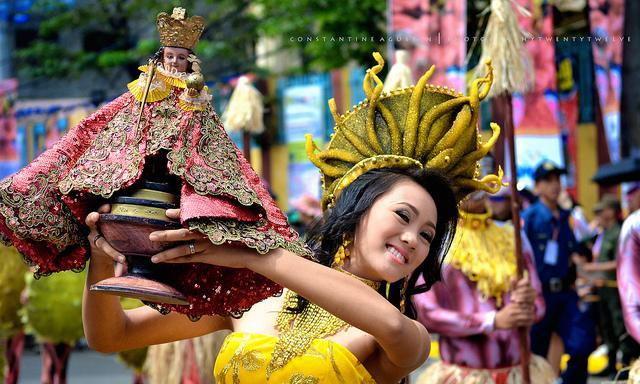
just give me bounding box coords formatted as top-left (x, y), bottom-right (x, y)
top-left (134, 59), bottom-right (158, 133)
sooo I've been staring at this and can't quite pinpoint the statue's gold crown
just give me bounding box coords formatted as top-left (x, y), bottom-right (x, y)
top-left (306, 52), bottom-right (504, 209)
top-left (156, 7), bottom-right (205, 50)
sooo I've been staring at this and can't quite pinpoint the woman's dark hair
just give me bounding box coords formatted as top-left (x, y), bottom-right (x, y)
top-left (293, 167), bottom-right (459, 319)
top-left (152, 47), bottom-right (194, 73)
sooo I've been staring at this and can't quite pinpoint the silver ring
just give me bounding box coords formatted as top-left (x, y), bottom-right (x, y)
top-left (188, 242), bottom-right (196, 255)
top-left (93, 233), bottom-right (104, 247)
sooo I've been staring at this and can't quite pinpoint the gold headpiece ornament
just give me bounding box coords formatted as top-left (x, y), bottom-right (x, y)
top-left (156, 7), bottom-right (205, 50)
top-left (306, 52), bottom-right (504, 209)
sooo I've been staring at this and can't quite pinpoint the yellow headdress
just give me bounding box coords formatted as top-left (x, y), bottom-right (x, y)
top-left (306, 52), bottom-right (504, 209)
top-left (156, 7), bottom-right (205, 50)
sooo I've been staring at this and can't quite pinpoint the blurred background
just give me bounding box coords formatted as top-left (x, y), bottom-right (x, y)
top-left (0, 0), bottom-right (638, 382)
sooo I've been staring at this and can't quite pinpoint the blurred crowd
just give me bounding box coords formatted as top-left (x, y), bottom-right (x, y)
top-left (501, 160), bottom-right (639, 382)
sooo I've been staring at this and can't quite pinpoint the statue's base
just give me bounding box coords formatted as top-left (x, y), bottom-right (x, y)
top-left (93, 211), bottom-right (190, 305)
top-left (91, 275), bottom-right (189, 305)
top-left (92, 175), bottom-right (188, 306)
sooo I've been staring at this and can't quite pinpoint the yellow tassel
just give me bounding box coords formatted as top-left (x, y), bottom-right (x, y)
top-left (222, 76), bottom-right (265, 134)
top-left (472, 0), bottom-right (533, 96)
top-left (383, 50), bottom-right (414, 92)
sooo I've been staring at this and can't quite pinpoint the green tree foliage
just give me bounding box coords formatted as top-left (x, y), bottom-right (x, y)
top-left (254, 0), bottom-right (387, 72)
top-left (16, 0), bottom-right (387, 82)
top-left (16, 0), bottom-right (259, 81)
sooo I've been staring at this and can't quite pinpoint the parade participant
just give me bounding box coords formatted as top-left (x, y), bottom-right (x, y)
top-left (489, 184), bottom-right (512, 223)
top-left (523, 160), bottom-right (595, 384)
top-left (618, 182), bottom-right (640, 380)
top-left (289, 194), bottom-right (322, 236)
top-left (0, 245), bottom-right (28, 384)
top-left (584, 194), bottom-right (639, 375)
top-left (0, 8), bottom-right (308, 318)
top-left (414, 190), bottom-right (553, 383)
top-left (23, 269), bottom-right (86, 384)
top-left (82, 53), bottom-right (504, 383)
top-left (558, 191), bottom-right (593, 243)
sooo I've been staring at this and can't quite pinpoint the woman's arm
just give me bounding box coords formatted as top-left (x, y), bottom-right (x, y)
top-left (251, 249), bottom-right (431, 371)
top-left (82, 211), bottom-right (231, 353)
top-left (151, 213), bottom-right (431, 377)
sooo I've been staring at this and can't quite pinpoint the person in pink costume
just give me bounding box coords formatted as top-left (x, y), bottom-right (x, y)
top-left (618, 183), bottom-right (640, 344)
top-left (414, 191), bottom-right (554, 383)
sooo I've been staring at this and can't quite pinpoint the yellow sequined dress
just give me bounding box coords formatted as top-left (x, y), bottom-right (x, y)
top-left (213, 332), bottom-right (376, 383)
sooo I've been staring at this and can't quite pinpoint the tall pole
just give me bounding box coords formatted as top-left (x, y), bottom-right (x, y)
top-left (499, 92), bottom-right (531, 383)
top-left (477, 0), bottom-right (532, 378)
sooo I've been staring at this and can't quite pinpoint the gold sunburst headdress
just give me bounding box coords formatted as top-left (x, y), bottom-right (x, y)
top-left (156, 7), bottom-right (205, 50)
top-left (306, 52), bottom-right (504, 209)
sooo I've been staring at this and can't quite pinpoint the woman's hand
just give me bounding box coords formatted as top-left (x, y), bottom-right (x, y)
top-left (149, 208), bottom-right (258, 268)
top-left (85, 204), bottom-right (126, 265)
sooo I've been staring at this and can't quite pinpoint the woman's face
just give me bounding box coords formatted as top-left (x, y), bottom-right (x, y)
top-left (163, 47), bottom-right (190, 73)
top-left (347, 179), bottom-right (438, 283)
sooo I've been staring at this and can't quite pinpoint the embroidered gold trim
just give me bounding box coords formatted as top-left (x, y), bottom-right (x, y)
top-left (0, 157), bottom-right (86, 271)
top-left (288, 373), bottom-right (319, 384)
top-left (146, 102), bottom-right (182, 154)
top-left (58, 98), bottom-right (143, 198)
top-left (60, 83), bottom-right (267, 209)
top-left (216, 334), bottom-right (265, 384)
top-left (167, 107), bottom-right (261, 206)
top-left (189, 219), bottom-right (311, 257)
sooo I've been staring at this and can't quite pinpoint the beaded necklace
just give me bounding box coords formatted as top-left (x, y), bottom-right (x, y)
top-left (266, 266), bottom-right (381, 376)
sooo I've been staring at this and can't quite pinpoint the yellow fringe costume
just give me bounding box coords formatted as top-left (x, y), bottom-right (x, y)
top-left (445, 210), bottom-right (518, 307)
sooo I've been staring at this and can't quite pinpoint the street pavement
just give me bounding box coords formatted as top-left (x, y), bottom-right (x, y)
top-left (17, 347), bottom-right (611, 383)
top-left (19, 348), bottom-right (132, 384)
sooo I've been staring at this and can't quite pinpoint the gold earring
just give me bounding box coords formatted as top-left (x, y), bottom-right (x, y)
top-left (333, 238), bottom-right (351, 267)
top-left (400, 276), bottom-right (410, 313)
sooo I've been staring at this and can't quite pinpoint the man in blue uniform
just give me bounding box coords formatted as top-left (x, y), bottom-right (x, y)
top-left (523, 160), bottom-right (596, 384)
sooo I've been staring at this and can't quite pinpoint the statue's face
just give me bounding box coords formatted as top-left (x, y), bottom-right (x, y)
top-left (163, 47), bottom-right (190, 73)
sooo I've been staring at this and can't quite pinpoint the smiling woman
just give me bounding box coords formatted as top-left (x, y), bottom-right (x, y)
top-left (301, 168), bottom-right (458, 319)
top-left (82, 52), bottom-right (504, 384)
